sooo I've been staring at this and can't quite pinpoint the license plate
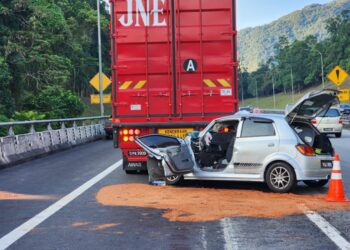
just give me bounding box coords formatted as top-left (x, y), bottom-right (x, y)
top-left (128, 151), bottom-right (147, 156)
top-left (158, 128), bottom-right (194, 138)
top-left (324, 128), bottom-right (333, 132)
top-left (321, 160), bottom-right (333, 169)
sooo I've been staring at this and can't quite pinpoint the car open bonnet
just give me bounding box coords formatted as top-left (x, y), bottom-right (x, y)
top-left (285, 89), bottom-right (339, 123)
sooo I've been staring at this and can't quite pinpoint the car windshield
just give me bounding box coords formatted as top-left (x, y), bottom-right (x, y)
top-left (318, 109), bottom-right (340, 117)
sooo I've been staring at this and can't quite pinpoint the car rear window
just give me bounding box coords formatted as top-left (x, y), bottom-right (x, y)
top-left (139, 135), bottom-right (180, 148)
top-left (241, 119), bottom-right (276, 137)
top-left (319, 109), bottom-right (340, 117)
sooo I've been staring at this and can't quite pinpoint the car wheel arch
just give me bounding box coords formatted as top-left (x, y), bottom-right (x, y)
top-left (263, 160), bottom-right (297, 183)
top-left (262, 153), bottom-right (304, 181)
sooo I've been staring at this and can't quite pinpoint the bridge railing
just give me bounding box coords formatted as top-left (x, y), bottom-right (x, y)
top-left (0, 116), bottom-right (108, 167)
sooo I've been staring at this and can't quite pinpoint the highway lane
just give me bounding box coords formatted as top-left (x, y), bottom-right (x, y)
top-left (0, 131), bottom-right (349, 249)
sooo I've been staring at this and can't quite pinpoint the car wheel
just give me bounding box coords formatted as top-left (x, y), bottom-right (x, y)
top-left (266, 162), bottom-right (296, 193)
top-left (336, 133), bottom-right (342, 138)
top-left (165, 175), bottom-right (183, 185)
top-left (303, 179), bottom-right (329, 188)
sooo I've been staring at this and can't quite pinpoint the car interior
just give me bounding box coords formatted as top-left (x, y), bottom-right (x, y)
top-left (190, 121), bottom-right (239, 170)
top-left (290, 121), bottom-right (333, 155)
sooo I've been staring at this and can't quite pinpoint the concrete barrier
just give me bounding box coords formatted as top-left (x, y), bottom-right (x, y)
top-left (0, 117), bottom-right (107, 167)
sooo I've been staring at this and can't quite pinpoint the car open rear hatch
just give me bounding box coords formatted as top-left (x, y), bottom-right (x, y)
top-left (285, 89), bottom-right (339, 123)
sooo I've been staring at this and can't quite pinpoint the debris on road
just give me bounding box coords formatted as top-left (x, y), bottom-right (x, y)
top-left (96, 184), bottom-right (350, 222)
top-left (0, 191), bottom-right (54, 201)
top-left (94, 224), bottom-right (119, 231)
top-left (72, 222), bottom-right (91, 228)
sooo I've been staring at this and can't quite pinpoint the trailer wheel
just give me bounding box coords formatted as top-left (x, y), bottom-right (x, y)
top-left (125, 170), bottom-right (137, 175)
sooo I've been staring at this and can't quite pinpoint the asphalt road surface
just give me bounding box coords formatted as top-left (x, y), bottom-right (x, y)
top-left (0, 130), bottom-right (350, 250)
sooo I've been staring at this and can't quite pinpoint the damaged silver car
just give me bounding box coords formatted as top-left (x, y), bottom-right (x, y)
top-left (136, 90), bottom-right (339, 193)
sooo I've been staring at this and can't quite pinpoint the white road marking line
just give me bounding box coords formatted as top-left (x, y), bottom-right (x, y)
top-left (0, 160), bottom-right (122, 250)
top-left (200, 226), bottom-right (208, 250)
top-left (220, 217), bottom-right (239, 250)
top-left (300, 205), bottom-right (350, 250)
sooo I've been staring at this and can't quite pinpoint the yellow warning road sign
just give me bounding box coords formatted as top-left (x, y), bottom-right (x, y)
top-left (327, 66), bottom-right (349, 87)
top-left (338, 89), bottom-right (350, 102)
top-left (90, 73), bottom-right (111, 91)
top-left (90, 94), bottom-right (111, 104)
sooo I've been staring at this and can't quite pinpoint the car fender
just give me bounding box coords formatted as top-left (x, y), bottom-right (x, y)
top-left (262, 152), bottom-right (304, 180)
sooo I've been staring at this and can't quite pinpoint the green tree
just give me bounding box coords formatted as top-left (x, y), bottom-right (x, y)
top-left (24, 86), bottom-right (85, 119)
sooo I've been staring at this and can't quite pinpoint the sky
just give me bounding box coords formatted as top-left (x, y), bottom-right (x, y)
top-left (237, 0), bottom-right (332, 30)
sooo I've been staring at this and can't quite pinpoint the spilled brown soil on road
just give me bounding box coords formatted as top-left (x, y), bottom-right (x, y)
top-left (96, 184), bottom-right (350, 222)
top-left (94, 223), bottom-right (119, 230)
top-left (0, 191), bottom-right (54, 201)
top-left (72, 222), bottom-right (91, 228)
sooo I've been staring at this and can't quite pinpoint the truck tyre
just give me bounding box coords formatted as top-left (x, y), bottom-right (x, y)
top-left (165, 175), bottom-right (184, 186)
top-left (303, 179), bottom-right (329, 188)
top-left (266, 162), bottom-right (296, 193)
top-left (125, 170), bottom-right (137, 175)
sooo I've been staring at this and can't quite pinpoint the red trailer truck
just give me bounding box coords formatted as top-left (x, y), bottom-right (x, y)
top-left (109, 0), bottom-right (239, 173)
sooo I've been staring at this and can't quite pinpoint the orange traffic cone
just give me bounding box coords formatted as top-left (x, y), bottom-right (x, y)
top-left (325, 154), bottom-right (349, 202)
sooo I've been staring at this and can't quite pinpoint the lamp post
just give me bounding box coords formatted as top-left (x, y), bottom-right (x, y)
top-left (290, 68), bottom-right (295, 103)
top-left (97, 0), bottom-right (104, 116)
top-left (304, 48), bottom-right (325, 89)
top-left (315, 49), bottom-right (325, 89)
top-left (255, 78), bottom-right (259, 107)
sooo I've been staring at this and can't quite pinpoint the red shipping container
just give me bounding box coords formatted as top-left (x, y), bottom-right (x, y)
top-left (109, 0), bottom-right (238, 172)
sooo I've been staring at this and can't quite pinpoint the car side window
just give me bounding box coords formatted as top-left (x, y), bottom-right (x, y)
top-left (241, 119), bottom-right (276, 137)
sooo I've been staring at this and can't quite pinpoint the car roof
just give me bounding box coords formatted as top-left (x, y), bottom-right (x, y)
top-left (216, 113), bottom-right (285, 122)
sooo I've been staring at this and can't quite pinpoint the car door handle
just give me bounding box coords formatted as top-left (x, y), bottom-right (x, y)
top-left (268, 143), bottom-right (275, 147)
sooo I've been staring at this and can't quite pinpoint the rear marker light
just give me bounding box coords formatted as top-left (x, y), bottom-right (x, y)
top-left (135, 129), bottom-right (141, 135)
top-left (129, 129), bottom-right (134, 135)
top-left (296, 144), bottom-right (315, 156)
top-left (129, 136), bottom-right (134, 142)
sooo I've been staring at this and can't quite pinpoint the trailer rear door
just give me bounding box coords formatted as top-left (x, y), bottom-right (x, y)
top-left (111, 0), bottom-right (238, 120)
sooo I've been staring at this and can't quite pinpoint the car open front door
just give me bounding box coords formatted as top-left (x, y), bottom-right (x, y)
top-left (135, 135), bottom-right (195, 176)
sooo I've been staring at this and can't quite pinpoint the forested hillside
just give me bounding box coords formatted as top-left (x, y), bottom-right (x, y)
top-left (0, 0), bottom-right (110, 121)
top-left (239, 11), bottom-right (350, 101)
top-left (238, 0), bottom-right (350, 71)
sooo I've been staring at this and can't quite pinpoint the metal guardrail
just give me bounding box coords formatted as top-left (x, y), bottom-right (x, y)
top-left (0, 116), bottom-right (109, 136)
top-left (0, 116), bottom-right (109, 167)
top-left (260, 109), bottom-right (285, 115)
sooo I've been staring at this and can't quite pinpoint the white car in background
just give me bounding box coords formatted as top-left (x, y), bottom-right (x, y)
top-left (312, 108), bottom-right (343, 138)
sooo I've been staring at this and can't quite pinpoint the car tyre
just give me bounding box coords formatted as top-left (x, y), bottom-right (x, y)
top-left (303, 179), bottom-right (329, 188)
top-left (335, 133), bottom-right (342, 138)
top-left (266, 162), bottom-right (296, 193)
top-left (165, 175), bottom-right (183, 185)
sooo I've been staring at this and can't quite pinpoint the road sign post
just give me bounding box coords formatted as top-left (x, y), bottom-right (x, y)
top-left (89, 73), bottom-right (111, 105)
top-left (338, 89), bottom-right (350, 102)
top-left (327, 66), bottom-right (349, 87)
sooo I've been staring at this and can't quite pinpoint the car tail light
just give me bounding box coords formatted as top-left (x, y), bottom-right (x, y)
top-left (311, 119), bottom-right (317, 125)
top-left (296, 144), bottom-right (315, 156)
top-left (135, 129), bottom-right (141, 136)
top-left (123, 136), bottom-right (129, 142)
top-left (339, 117), bottom-right (343, 124)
